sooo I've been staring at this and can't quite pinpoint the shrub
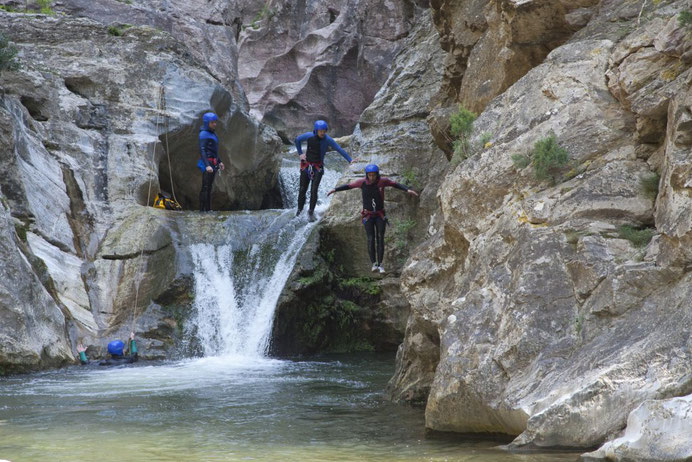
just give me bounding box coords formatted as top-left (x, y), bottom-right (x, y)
top-left (679, 10), bottom-right (692, 28)
top-left (511, 153), bottom-right (531, 169)
top-left (479, 131), bottom-right (493, 149)
top-left (617, 225), bottom-right (656, 248)
top-left (0, 33), bottom-right (19, 72)
top-left (531, 133), bottom-right (569, 182)
top-left (392, 219), bottom-right (416, 255)
top-left (640, 172), bottom-right (660, 200)
top-left (401, 167), bottom-right (421, 189)
top-left (37, 0), bottom-right (54, 14)
top-left (449, 106), bottom-right (477, 165)
top-left (108, 24), bottom-right (132, 36)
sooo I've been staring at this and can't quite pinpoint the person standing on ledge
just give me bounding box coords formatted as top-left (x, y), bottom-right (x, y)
top-left (294, 120), bottom-right (356, 222)
top-left (197, 112), bottom-right (225, 212)
top-left (327, 164), bottom-right (418, 274)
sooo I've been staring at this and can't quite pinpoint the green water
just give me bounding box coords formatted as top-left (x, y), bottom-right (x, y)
top-left (0, 354), bottom-right (578, 461)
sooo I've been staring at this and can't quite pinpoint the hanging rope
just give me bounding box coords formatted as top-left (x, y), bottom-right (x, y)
top-left (160, 86), bottom-right (179, 204)
top-left (128, 85), bottom-right (166, 335)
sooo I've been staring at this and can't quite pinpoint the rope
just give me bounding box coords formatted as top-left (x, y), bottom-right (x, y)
top-left (128, 85), bottom-right (166, 335)
top-left (160, 87), bottom-right (179, 204)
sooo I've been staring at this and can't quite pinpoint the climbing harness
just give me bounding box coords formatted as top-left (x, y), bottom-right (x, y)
top-left (300, 160), bottom-right (323, 180)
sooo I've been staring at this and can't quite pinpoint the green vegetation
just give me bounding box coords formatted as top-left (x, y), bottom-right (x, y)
top-left (0, 33), bottom-right (19, 72)
top-left (339, 277), bottom-right (382, 296)
top-left (479, 131), bottom-right (493, 150)
top-left (108, 24), bottom-right (133, 36)
top-left (532, 134), bottom-right (569, 182)
top-left (512, 134), bottom-right (570, 183)
top-left (449, 106), bottom-right (477, 165)
top-left (250, 3), bottom-right (275, 29)
top-left (679, 10), bottom-right (692, 28)
top-left (297, 266), bottom-right (329, 286)
top-left (14, 222), bottom-right (28, 242)
top-left (392, 219), bottom-right (416, 256)
top-left (575, 313), bottom-right (585, 335)
top-left (297, 298), bottom-right (375, 353)
top-left (511, 153), bottom-right (531, 169)
top-left (617, 225), bottom-right (656, 248)
top-left (37, 0), bottom-right (53, 14)
top-left (401, 167), bottom-right (421, 189)
top-left (0, 5), bottom-right (21, 12)
top-left (640, 172), bottom-right (660, 200)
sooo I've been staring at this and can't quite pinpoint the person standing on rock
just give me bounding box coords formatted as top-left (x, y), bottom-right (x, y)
top-left (295, 120), bottom-right (356, 222)
top-left (327, 164), bottom-right (418, 274)
top-left (77, 332), bottom-right (139, 366)
top-left (198, 112), bottom-right (225, 212)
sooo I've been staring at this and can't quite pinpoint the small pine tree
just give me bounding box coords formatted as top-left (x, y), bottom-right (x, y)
top-left (0, 33), bottom-right (19, 72)
top-left (449, 106), bottom-right (477, 164)
top-left (532, 133), bottom-right (569, 182)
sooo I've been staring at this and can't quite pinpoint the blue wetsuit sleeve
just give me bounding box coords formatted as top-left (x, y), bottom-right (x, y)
top-left (327, 136), bottom-right (352, 162)
top-left (295, 132), bottom-right (312, 155)
top-left (199, 133), bottom-right (210, 168)
top-left (79, 351), bottom-right (88, 365)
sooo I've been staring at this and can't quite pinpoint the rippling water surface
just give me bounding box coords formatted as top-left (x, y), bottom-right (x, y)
top-left (0, 354), bottom-right (578, 462)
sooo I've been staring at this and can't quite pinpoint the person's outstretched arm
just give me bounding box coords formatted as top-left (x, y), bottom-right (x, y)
top-left (327, 179), bottom-right (365, 196)
top-left (381, 178), bottom-right (419, 196)
top-left (326, 136), bottom-right (353, 163)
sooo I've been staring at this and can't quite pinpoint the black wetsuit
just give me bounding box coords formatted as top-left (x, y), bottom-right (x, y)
top-left (199, 126), bottom-right (220, 212)
top-left (298, 135), bottom-right (326, 214)
top-left (333, 176), bottom-right (409, 265)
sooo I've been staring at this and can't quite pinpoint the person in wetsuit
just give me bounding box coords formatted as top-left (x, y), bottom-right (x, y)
top-left (294, 120), bottom-right (356, 222)
top-left (77, 332), bottom-right (138, 366)
top-left (327, 164), bottom-right (418, 274)
top-left (198, 112), bottom-right (225, 212)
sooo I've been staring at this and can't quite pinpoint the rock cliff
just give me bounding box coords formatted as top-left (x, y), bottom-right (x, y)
top-left (0, 10), bottom-right (281, 370)
top-left (388, 0), bottom-right (692, 456)
top-left (236, 0), bottom-right (422, 139)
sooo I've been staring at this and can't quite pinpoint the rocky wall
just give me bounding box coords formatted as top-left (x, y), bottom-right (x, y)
top-left (0, 11), bottom-right (281, 370)
top-left (390, 0), bottom-right (692, 456)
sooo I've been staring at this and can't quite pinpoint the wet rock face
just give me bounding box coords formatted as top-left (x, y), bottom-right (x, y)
top-left (0, 201), bottom-right (74, 373)
top-left (236, 0), bottom-right (421, 139)
top-left (390, 0), bottom-right (692, 453)
top-left (0, 12), bottom-right (281, 369)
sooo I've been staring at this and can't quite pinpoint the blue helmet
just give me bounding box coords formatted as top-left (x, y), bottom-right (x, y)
top-left (202, 112), bottom-right (218, 130)
top-left (365, 164), bottom-right (379, 174)
top-left (314, 120), bottom-right (328, 132)
top-left (107, 339), bottom-right (125, 356)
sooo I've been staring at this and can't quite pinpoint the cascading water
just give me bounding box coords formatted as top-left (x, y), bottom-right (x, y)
top-left (186, 153), bottom-right (345, 358)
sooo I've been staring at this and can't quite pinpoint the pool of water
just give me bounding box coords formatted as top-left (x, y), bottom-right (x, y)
top-left (0, 353), bottom-right (578, 462)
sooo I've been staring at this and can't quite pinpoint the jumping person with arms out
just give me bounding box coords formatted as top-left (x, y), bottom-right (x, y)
top-left (327, 164), bottom-right (418, 274)
top-left (197, 112), bottom-right (225, 212)
top-left (77, 332), bottom-right (139, 366)
top-left (295, 120), bottom-right (356, 222)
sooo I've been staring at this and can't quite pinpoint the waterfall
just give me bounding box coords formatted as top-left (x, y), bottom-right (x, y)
top-left (186, 156), bottom-right (347, 358)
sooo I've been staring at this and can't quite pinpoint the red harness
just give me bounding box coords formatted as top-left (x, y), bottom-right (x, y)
top-left (361, 208), bottom-right (386, 223)
top-left (300, 160), bottom-right (323, 171)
